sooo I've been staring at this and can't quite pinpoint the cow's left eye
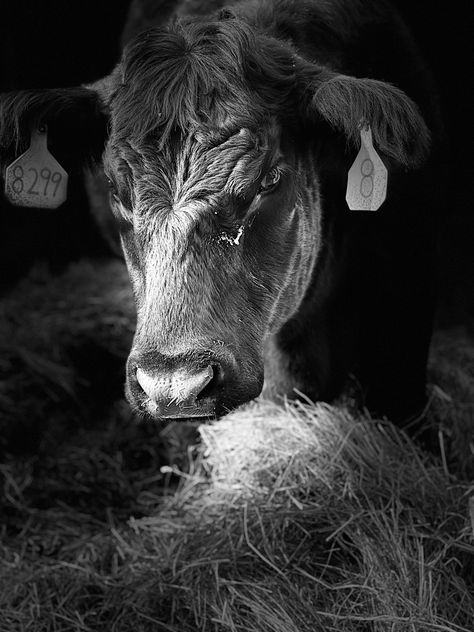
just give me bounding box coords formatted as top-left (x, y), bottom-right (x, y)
top-left (259, 167), bottom-right (281, 194)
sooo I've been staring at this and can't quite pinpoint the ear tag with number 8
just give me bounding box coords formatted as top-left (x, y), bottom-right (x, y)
top-left (4, 127), bottom-right (68, 209)
top-left (346, 126), bottom-right (387, 211)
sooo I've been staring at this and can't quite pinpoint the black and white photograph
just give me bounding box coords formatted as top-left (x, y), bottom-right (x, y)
top-left (0, 0), bottom-right (473, 629)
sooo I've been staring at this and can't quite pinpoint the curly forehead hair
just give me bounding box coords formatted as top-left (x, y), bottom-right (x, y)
top-left (110, 18), bottom-right (297, 143)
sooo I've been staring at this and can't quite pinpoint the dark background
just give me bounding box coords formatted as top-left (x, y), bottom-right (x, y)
top-left (0, 0), bottom-right (131, 285)
top-left (0, 0), bottom-right (473, 323)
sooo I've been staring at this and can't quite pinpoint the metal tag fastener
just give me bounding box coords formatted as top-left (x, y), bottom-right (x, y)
top-left (346, 126), bottom-right (388, 211)
top-left (4, 127), bottom-right (68, 209)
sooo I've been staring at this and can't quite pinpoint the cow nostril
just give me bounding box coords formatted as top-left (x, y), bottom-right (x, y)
top-left (196, 363), bottom-right (223, 401)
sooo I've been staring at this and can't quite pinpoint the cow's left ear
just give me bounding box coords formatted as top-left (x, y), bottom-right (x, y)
top-left (298, 67), bottom-right (431, 168)
top-left (0, 84), bottom-right (109, 167)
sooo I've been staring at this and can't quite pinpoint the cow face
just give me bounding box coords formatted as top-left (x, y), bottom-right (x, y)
top-left (105, 120), bottom-right (321, 418)
top-left (0, 18), bottom-right (430, 419)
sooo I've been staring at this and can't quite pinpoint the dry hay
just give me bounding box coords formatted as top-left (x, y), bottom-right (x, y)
top-left (428, 328), bottom-right (474, 479)
top-left (0, 259), bottom-right (135, 453)
top-left (0, 260), bottom-right (473, 631)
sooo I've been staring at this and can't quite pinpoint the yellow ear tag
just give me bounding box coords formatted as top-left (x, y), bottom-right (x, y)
top-left (346, 126), bottom-right (387, 211)
top-left (4, 127), bottom-right (68, 209)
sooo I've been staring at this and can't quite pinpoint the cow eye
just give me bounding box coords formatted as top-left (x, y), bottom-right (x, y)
top-left (259, 167), bottom-right (281, 194)
top-left (106, 177), bottom-right (118, 195)
top-left (106, 177), bottom-right (124, 206)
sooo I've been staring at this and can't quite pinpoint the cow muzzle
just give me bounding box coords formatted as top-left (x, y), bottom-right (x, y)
top-left (135, 364), bottom-right (215, 418)
top-left (126, 349), bottom-right (262, 420)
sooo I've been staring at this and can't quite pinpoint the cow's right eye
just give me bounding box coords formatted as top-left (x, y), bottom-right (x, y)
top-left (106, 178), bottom-right (124, 207)
top-left (106, 178), bottom-right (132, 222)
top-left (106, 177), bottom-right (118, 195)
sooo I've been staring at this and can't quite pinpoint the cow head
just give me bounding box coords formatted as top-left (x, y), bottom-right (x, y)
top-left (0, 17), bottom-right (430, 419)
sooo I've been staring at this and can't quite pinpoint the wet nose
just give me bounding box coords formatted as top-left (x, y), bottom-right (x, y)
top-left (136, 365), bottom-right (213, 405)
top-left (134, 363), bottom-right (217, 418)
top-left (127, 348), bottom-right (264, 420)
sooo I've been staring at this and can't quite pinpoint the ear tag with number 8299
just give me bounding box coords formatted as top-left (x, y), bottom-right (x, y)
top-left (346, 126), bottom-right (387, 211)
top-left (4, 127), bottom-right (68, 209)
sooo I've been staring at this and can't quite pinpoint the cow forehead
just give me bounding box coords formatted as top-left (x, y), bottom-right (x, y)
top-left (108, 19), bottom-right (296, 145)
top-left (104, 123), bottom-right (281, 212)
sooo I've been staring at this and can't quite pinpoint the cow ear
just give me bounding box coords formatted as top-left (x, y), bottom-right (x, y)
top-left (0, 85), bottom-right (108, 167)
top-left (299, 68), bottom-right (431, 168)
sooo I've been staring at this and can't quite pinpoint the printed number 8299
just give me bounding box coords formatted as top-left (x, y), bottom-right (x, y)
top-left (11, 165), bottom-right (63, 197)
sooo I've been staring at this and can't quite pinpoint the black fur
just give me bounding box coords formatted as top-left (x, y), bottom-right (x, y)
top-left (0, 0), bottom-right (442, 423)
top-left (112, 20), bottom-right (296, 144)
top-left (0, 87), bottom-right (107, 165)
top-left (304, 71), bottom-right (430, 167)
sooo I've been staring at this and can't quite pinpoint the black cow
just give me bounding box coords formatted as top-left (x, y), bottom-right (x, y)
top-left (0, 0), bottom-right (442, 424)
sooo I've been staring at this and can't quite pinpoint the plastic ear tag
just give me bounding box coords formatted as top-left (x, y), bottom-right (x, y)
top-left (4, 127), bottom-right (68, 209)
top-left (346, 126), bottom-right (387, 211)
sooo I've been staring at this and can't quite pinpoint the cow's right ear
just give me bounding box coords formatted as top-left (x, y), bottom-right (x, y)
top-left (0, 85), bottom-right (109, 167)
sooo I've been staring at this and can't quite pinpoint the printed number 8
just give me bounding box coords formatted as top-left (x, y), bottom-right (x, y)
top-left (12, 165), bottom-right (24, 194)
top-left (360, 159), bottom-right (374, 198)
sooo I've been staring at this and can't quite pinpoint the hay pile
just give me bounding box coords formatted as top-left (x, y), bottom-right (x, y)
top-left (0, 260), bottom-right (473, 631)
top-left (0, 259), bottom-right (135, 453)
top-left (428, 328), bottom-right (474, 479)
